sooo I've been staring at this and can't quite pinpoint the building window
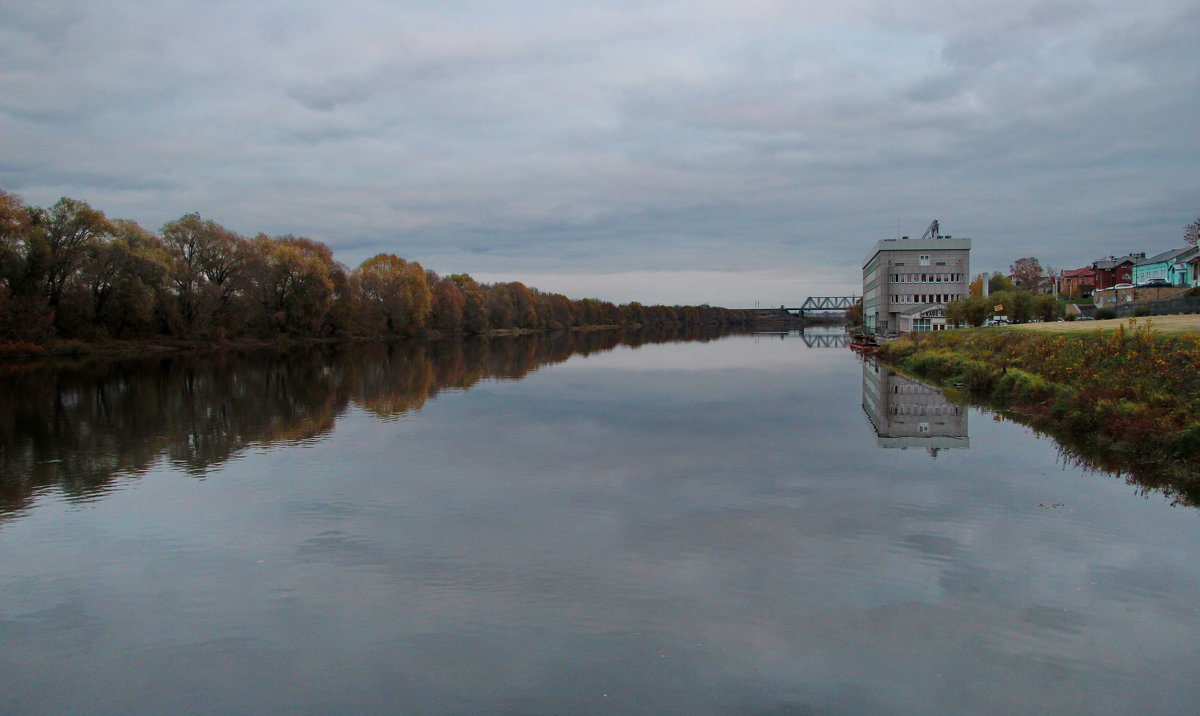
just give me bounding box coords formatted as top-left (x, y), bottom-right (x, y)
top-left (919, 254), bottom-right (930, 266)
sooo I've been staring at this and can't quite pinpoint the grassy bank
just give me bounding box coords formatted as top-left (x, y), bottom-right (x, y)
top-left (878, 319), bottom-right (1200, 502)
top-left (1008, 314), bottom-right (1200, 336)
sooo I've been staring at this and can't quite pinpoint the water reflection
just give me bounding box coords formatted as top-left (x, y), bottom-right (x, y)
top-left (862, 358), bottom-right (969, 455)
top-left (858, 354), bottom-right (1200, 507)
top-left (4, 331), bottom-right (1200, 715)
top-left (751, 326), bottom-right (851, 348)
top-left (0, 328), bottom-right (724, 519)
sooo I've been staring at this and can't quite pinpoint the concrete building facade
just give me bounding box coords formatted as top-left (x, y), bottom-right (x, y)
top-left (862, 235), bottom-right (970, 334)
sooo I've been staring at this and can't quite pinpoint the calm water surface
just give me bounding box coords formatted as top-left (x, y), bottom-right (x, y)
top-left (2, 330), bottom-right (1199, 715)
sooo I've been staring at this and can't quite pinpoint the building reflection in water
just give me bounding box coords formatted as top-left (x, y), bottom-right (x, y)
top-left (861, 357), bottom-right (969, 456)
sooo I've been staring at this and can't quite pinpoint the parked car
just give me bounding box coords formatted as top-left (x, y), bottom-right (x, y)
top-left (1138, 278), bottom-right (1172, 287)
top-left (1113, 283), bottom-right (1134, 290)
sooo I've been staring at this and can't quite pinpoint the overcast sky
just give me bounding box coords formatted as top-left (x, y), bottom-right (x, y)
top-left (2, 0), bottom-right (1197, 306)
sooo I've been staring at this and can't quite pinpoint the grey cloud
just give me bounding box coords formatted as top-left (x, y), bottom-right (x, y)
top-left (287, 78), bottom-right (380, 112)
top-left (1093, 2), bottom-right (1200, 70)
top-left (0, 0), bottom-right (1196, 304)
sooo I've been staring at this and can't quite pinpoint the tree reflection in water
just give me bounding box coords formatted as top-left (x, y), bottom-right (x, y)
top-left (0, 328), bottom-right (727, 518)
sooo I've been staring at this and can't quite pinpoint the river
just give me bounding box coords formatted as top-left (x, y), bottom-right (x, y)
top-left (2, 329), bottom-right (1199, 715)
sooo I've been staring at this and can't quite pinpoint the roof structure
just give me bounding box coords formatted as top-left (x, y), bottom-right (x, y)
top-left (1137, 247), bottom-right (1194, 265)
top-left (1093, 254), bottom-right (1142, 270)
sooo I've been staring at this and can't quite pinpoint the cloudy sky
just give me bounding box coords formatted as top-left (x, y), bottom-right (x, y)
top-left (1, 0), bottom-right (1197, 306)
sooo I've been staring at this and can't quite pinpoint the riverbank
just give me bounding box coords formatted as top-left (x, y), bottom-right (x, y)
top-left (0, 324), bottom-right (636, 360)
top-left (0, 320), bottom-right (764, 361)
top-left (877, 318), bottom-right (1200, 502)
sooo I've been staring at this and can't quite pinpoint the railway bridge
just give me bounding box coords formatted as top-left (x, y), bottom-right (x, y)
top-left (750, 296), bottom-right (858, 320)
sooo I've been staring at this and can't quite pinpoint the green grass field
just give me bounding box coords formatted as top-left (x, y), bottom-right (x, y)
top-left (1004, 314), bottom-right (1200, 336)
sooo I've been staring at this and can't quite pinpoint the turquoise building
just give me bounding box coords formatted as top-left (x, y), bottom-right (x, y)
top-left (1132, 247), bottom-right (1196, 287)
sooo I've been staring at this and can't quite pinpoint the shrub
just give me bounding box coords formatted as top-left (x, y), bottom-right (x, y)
top-left (877, 337), bottom-right (918, 361)
top-left (961, 360), bottom-right (997, 394)
top-left (51, 339), bottom-right (90, 356)
top-left (0, 341), bottom-right (46, 357)
top-left (1094, 308), bottom-right (1117, 320)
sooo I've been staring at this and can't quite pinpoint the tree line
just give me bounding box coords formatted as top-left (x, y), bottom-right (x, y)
top-left (0, 191), bottom-right (752, 345)
top-left (946, 268), bottom-right (1063, 326)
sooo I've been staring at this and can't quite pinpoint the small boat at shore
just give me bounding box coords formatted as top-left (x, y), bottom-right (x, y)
top-left (850, 333), bottom-right (879, 351)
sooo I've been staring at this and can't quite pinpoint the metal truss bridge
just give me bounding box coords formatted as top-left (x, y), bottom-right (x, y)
top-left (780, 296), bottom-right (859, 319)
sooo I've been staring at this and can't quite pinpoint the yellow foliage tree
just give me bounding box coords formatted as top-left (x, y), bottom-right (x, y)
top-left (352, 253), bottom-right (432, 335)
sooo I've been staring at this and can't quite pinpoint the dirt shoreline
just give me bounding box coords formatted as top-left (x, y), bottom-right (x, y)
top-left (0, 324), bottom-right (632, 360)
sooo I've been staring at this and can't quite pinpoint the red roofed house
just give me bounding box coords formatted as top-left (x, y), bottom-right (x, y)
top-left (1059, 266), bottom-right (1096, 298)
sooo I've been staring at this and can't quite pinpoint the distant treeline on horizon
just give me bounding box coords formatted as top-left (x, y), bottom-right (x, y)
top-left (0, 191), bottom-right (752, 345)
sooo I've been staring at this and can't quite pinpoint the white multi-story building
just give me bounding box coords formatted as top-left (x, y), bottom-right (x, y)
top-left (862, 234), bottom-right (971, 334)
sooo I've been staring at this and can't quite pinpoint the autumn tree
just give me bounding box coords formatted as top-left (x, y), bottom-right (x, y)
top-left (85, 219), bottom-right (170, 337)
top-left (844, 298), bottom-right (863, 326)
top-left (28, 197), bottom-right (113, 312)
top-left (1185, 217), bottom-right (1200, 246)
top-left (160, 213), bottom-right (235, 335)
top-left (352, 253), bottom-right (432, 336)
top-left (491, 282), bottom-right (537, 329)
top-left (447, 273), bottom-right (488, 333)
top-left (427, 272), bottom-right (466, 332)
top-left (246, 235), bottom-right (335, 336)
top-left (0, 190), bottom-right (31, 291)
top-left (968, 274), bottom-right (984, 296)
top-left (540, 293), bottom-right (573, 329)
top-left (1009, 257), bottom-right (1045, 293)
top-left (0, 190), bottom-right (55, 342)
top-left (200, 225), bottom-right (249, 330)
top-left (323, 261), bottom-right (354, 337)
top-left (0, 193), bottom-right (760, 342)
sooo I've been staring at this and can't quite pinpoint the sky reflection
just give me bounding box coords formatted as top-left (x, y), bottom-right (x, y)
top-left (2, 333), bottom-right (1200, 714)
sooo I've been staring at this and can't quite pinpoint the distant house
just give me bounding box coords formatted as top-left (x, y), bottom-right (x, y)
top-left (1132, 246), bottom-right (1197, 287)
top-left (1092, 254), bottom-right (1143, 290)
top-left (1058, 266), bottom-right (1096, 298)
